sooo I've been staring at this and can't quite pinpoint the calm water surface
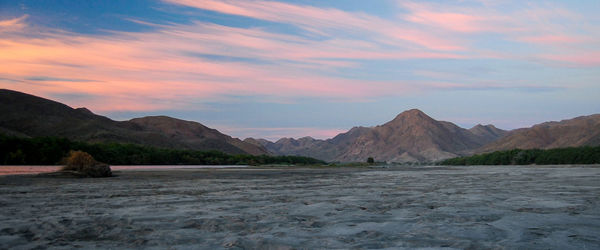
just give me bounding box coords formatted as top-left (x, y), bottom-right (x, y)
top-left (0, 165), bottom-right (249, 176)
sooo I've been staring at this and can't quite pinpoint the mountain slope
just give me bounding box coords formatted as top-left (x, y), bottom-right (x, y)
top-left (337, 109), bottom-right (492, 162)
top-left (0, 89), bottom-right (132, 142)
top-left (478, 114), bottom-right (600, 152)
top-left (256, 109), bottom-right (507, 162)
top-left (469, 124), bottom-right (508, 144)
top-left (247, 126), bottom-right (371, 162)
top-left (0, 89), bottom-right (267, 155)
top-left (129, 116), bottom-right (268, 155)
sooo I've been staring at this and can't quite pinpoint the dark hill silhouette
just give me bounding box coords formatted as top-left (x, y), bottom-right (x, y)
top-left (0, 89), bottom-right (268, 155)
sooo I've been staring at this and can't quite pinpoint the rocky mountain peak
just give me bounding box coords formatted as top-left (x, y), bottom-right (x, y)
top-left (388, 109), bottom-right (434, 123)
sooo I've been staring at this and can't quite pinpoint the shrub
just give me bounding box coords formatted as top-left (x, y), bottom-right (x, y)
top-left (61, 151), bottom-right (112, 177)
top-left (439, 146), bottom-right (600, 165)
top-left (367, 157), bottom-right (375, 164)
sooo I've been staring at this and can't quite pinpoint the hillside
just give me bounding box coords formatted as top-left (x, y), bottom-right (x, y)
top-left (0, 89), bottom-right (268, 155)
top-left (478, 114), bottom-right (600, 153)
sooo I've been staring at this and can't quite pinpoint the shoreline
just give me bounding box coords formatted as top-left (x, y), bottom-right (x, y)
top-left (2, 163), bottom-right (600, 176)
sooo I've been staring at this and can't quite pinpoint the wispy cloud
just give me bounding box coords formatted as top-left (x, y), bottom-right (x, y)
top-left (164, 0), bottom-right (467, 51)
top-left (0, 12), bottom-right (460, 111)
top-left (397, 1), bottom-right (600, 66)
top-left (517, 35), bottom-right (590, 45)
top-left (0, 15), bottom-right (28, 32)
top-left (25, 76), bottom-right (98, 82)
top-left (0, 0), bottom-right (598, 115)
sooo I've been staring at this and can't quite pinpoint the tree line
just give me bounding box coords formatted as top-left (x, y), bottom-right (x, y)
top-left (0, 134), bottom-right (325, 165)
top-left (439, 147), bottom-right (600, 165)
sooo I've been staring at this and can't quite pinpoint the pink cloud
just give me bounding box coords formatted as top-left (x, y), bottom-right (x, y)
top-left (166, 0), bottom-right (598, 58)
top-left (542, 52), bottom-right (600, 67)
top-left (2, 0), bottom-right (597, 114)
top-left (1, 18), bottom-right (444, 112)
top-left (398, 1), bottom-right (600, 67)
top-left (0, 15), bottom-right (28, 32)
top-left (402, 6), bottom-right (486, 33)
top-left (398, 1), bottom-right (596, 48)
top-left (385, 28), bottom-right (465, 51)
top-left (517, 35), bottom-right (590, 45)
top-left (164, 0), bottom-right (465, 51)
top-left (164, 0), bottom-right (380, 32)
top-left (397, 1), bottom-right (520, 34)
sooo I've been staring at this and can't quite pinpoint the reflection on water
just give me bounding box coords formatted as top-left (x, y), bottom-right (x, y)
top-left (0, 166), bottom-right (61, 176)
top-left (0, 165), bottom-right (248, 176)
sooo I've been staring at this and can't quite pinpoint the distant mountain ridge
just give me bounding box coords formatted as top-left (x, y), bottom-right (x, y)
top-left (478, 114), bottom-right (600, 153)
top-left (254, 110), bottom-right (600, 162)
top-left (0, 89), bottom-right (268, 155)
top-left (469, 124), bottom-right (507, 144)
top-left (250, 109), bottom-right (509, 162)
top-left (3, 89), bottom-right (599, 163)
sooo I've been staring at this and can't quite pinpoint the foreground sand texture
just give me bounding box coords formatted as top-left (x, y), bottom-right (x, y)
top-left (1, 166), bottom-right (599, 249)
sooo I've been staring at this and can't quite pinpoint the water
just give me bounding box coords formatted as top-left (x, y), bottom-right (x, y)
top-left (0, 165), bottom-right (249, 176)
top-left (0, 165), bottom-right (598, 249)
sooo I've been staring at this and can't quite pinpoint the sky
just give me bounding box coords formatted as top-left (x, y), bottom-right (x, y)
top-left (1, 0), bottom-right (599, 141)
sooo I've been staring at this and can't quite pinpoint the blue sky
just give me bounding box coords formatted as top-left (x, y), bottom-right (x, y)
top-left (1, 0), bottom-right (599, 140)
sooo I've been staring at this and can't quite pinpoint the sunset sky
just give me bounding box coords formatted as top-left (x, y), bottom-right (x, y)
top-left (1, 0), bottom-right (599, 140)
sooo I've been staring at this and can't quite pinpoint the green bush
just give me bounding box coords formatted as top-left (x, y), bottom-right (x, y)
top-left (439, 146), bottom-right (600, 165)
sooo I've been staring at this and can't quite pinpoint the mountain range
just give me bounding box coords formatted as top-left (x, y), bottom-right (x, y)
top-left (2, 89), bottom-right (599, 162)
top-left (247, 109), bottom-right (508, 162)
top-left (255, 110), bottom-right (600, 162)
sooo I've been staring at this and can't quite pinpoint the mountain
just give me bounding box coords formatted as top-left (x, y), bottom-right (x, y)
top-left (469, 124), bottom-right (508, 144)
top-left (478, 114), bottom-right (600, 152)
top-left (0, 89), bottom-right (268, 155)
top-left (258, 111), bottom-right (599, 162)
top-left (246, 126), bottom-right (371, 162)
top-left (128, 116), bottom-right (268, 155)
top-left (336, 109), bottom-right (499, 162)
top-left (254, 109), bottom-right (507, 162)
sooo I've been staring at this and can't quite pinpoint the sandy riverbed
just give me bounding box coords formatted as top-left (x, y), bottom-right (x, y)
top-left (0, 165), bottom-right (599, 249)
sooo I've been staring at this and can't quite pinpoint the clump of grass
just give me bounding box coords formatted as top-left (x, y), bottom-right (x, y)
top-left (61, 150), bottom-right (112, 177)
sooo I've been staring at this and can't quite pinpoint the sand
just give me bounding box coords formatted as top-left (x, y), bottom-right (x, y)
top-left (0, 165), bottom-right (599, 249)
